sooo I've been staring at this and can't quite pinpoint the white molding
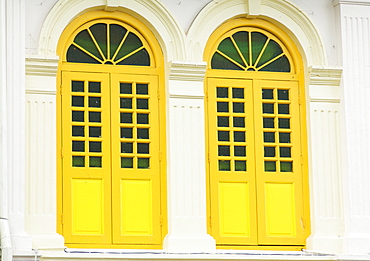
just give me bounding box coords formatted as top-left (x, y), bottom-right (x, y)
top-left (310, 98), bottom-right (341, 103)
top-left (187, 0), bottom-right (326, 65)
top-left (38, 0), bottom-right (186, 61)
top-left (333, 0), bottom-right (370, 7)
top-left (25, 89), bottom-right (57, 95)
top-left (25, 57), bottom-right (58, 77)
top-left (169, 61), bottom-right (206, 82)
top-left (309, 67), bottom-right (343, 86)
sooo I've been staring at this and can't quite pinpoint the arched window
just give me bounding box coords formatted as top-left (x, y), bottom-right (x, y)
top-left (205, 19), bottom-right (309, 249)
top-left (57, 12), bottom-right (166, 248)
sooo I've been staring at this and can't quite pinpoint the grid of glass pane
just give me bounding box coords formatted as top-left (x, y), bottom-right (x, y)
top-left (262, 88), bottom-right (293, 172)
top-left (119, 82), bottom-right (150, 169)
top-left (71, 80), bottom-right (103, 168)
top-left (216, 86), bottom-right (247, 172)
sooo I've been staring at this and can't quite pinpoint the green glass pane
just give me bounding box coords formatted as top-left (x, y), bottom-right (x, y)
top-left (278, 104), bottom-right (289, 114)
top-left (117, 48), bottom-right (150, 66)
top-left (264, 146), bottom-right (275, 157)
top-left (137, 113), bottom-right (149, 124)
top-left (72, 96), bottom-right (84, 107)
top-left (72, 111), bottom-right (84, 122)
top-left (72, 141), bottom-right (84, 152)
top-left (278, 90), bottom-right (289, 100)
top-left (74, 29), bottom-right (103, 60)
top-left (138, 158), bottom-right (150, 169)
top-left (279, 132), bottom-right (291, 143)
top-left (88, 82), bottom-right (101, 93)
top-left (72, 81), bottom-right (84, 92)
top-left (264, 132), bottom-right (275, 143)
top-left (89, 112), bottom-right (101, 122)
top-left (265, 161), bottom-right (276, 172)
top-left (218, 145), bottom-right (230, 156)
top-left (218, 37), bottom-right (245, 67)
top-left (234, 146), bottom-right (246, 157)
top-left (90, 23), bottom-right (107, 58)
top-left (232, 31), bottom-right (250, 65)
top-left (89, 141), bottom-right (101, 152)
top-left (121, 113), bottom-right (133, 123)
top-left (262, 89), bottom-right (274, 99)
top-left (137, 84), bottom-right (148, 94)
top-left (263, 117), bottom-right (275, 128)
top-left (217, 87), bottom-right (228, 98)
top-left (89, 97), bottom-right (101, 108)
top-left (260, 55), bottom-right (290, 72)
top-left (280, 147), bottom-right (291, 157)
top-left (234, 131), bottom-right (245, 142)
top-left (281, 161), bottom-right (293, 172)
top-left (217, 116), bottom-right (229, 127)
top-left (72, 126), bottom-right (84, 137)
top-left (263, 103), bottom-right (274, 114)
top-left (121, 128), bottom-right (133, 139)
top-left (67, 45), bottom-right (100, 64)
top-left (121, 157), bottom-right (133, 168)
top-left (211, 52), bottom-right (243, 70)
top-left (115, 32), bottom-right (143, 61)
top-left (89, 156), bottom-right (102, 168)
top-left (137, 143), bottom-right (149, 154)
top-left (110, 24), bottom-right (127, 57)
top-left (233, 102), bottom-right (244, 113)
top-left (120, 83), bottom-right (132, 94)
top-left (235, 160), bottom-right (246, 171)
top-left (72, 156), bottom-right (85, 167)
top-left (89, 126), bottom-right (101, 137)
top-left (121, 142), bottom-right (133, 153)
top-left (251, 32), bottom-right (268, 65)
top-left (257, 40), bottom-right (283, 68)
top-left (218, 131), bottom-right (229, 141)
top-left (120, 98), bottom-right (132, 109)
top-left (137, 98), bottom-right (148, 109)
top-left (137, 128), bottom-right (149, 139)
top-left (217, 102), bottom-right (229, 112)
top-left (278, 118), bottom-right (290, 129)
top-left (219, 160), bottom-right (230, 171)
top-left (232, 88), bottom-right (244, 99)
top-left (233, 117), bottom-right (245, 128)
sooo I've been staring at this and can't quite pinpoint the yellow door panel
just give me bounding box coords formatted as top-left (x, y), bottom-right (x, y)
top-left (110, 74), bottom-right (162, 245)
top-left (253, 80), bottom-right (305, 245)
top-left (62, 72), bottom-right (112, 244)
top-left (207, 78), bottom-right (257, 245)
top-left (72, 179), bottom-right (105, 235)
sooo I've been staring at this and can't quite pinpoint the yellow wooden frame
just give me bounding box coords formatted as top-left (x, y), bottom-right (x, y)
top-left (204, 18), bottom-right (310, 250)
top-left (56, 11), bottom-right (167, 249)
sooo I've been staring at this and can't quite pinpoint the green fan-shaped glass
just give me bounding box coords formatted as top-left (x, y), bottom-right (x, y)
top-left (211, 31), bottom-right (290, 72)
top-left (67, 23), bottom-right (150, 66)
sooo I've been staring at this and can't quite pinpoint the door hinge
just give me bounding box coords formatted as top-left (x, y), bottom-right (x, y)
top-left (207, 152), bottom-right (210, 163)
top-left (298, 94), bottom-right (302, 105)
top-left (300, 217), bottom-right (305, 229)
top-left (61, 148), bottom-right (64, 159)
top-left (205, 91), bottom-right (208, 102)
top-left (300, 155), bottom-right (304, 165)
top-left (59, 85), bottom-right (62, 95)
top-left (159, 151), bottom-right (162, 162)
top-left (209, 216), bottom-right (212, 227)
top-left (61, 214), bottom-right (64, 225)
top-left (157, 89), bottom-right (161, 100)
top-left (160, 215), bottom-right (163, 226)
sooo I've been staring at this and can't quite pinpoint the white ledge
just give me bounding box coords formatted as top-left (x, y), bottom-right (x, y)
top-left (309, 66), bottom-right (342, 86)
top-left (25, 57), bottom-right (59, 76)
top-left (169, 61), bottom-right (207, 82)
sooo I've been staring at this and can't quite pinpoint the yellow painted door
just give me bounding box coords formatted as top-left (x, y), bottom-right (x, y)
top-left (111, 74), bottom-right (162, 245)
top-left (253, 80), bottom-right (305, 245)
top-left (62, 72), bottom-right (112, 244)
top-left (208, 78), bottom-right (258, 245)
top-left (61, 72), bottom-right (162, 246)
top-left (208, 78), bottom-right (305, 246)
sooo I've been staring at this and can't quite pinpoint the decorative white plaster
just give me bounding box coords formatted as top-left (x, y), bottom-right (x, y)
top-left (26, 57), bottom-right (58, 77)
top-left (38, 0), bottom-right (186, 61)
top-left (169, 61), bottom-right (207, 82)
top-left (187, 0), bottom-right (326, 65)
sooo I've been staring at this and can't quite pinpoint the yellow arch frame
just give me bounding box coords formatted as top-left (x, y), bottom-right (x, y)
top-left (204, 18), bottom-right (310, 250)
top-left (56, 11), bottom-right (167, 249)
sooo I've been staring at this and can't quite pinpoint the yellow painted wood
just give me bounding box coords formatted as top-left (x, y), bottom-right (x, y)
top-left (208, 78), bottom-right (257, 245)
top-left (111, 74), bottom-right (162, 245)
top-left (62, 72), bottom-right (112, 244)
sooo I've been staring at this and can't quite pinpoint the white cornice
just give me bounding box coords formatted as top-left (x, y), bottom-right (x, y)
top-left (333, 0), bottom-right (370, 7)
top-left (25, 57), bottom-right (58, 77)
top-left (309, 66), bottom-right (343, 86)
top-left (169, 61), bottom-right (207, 82)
